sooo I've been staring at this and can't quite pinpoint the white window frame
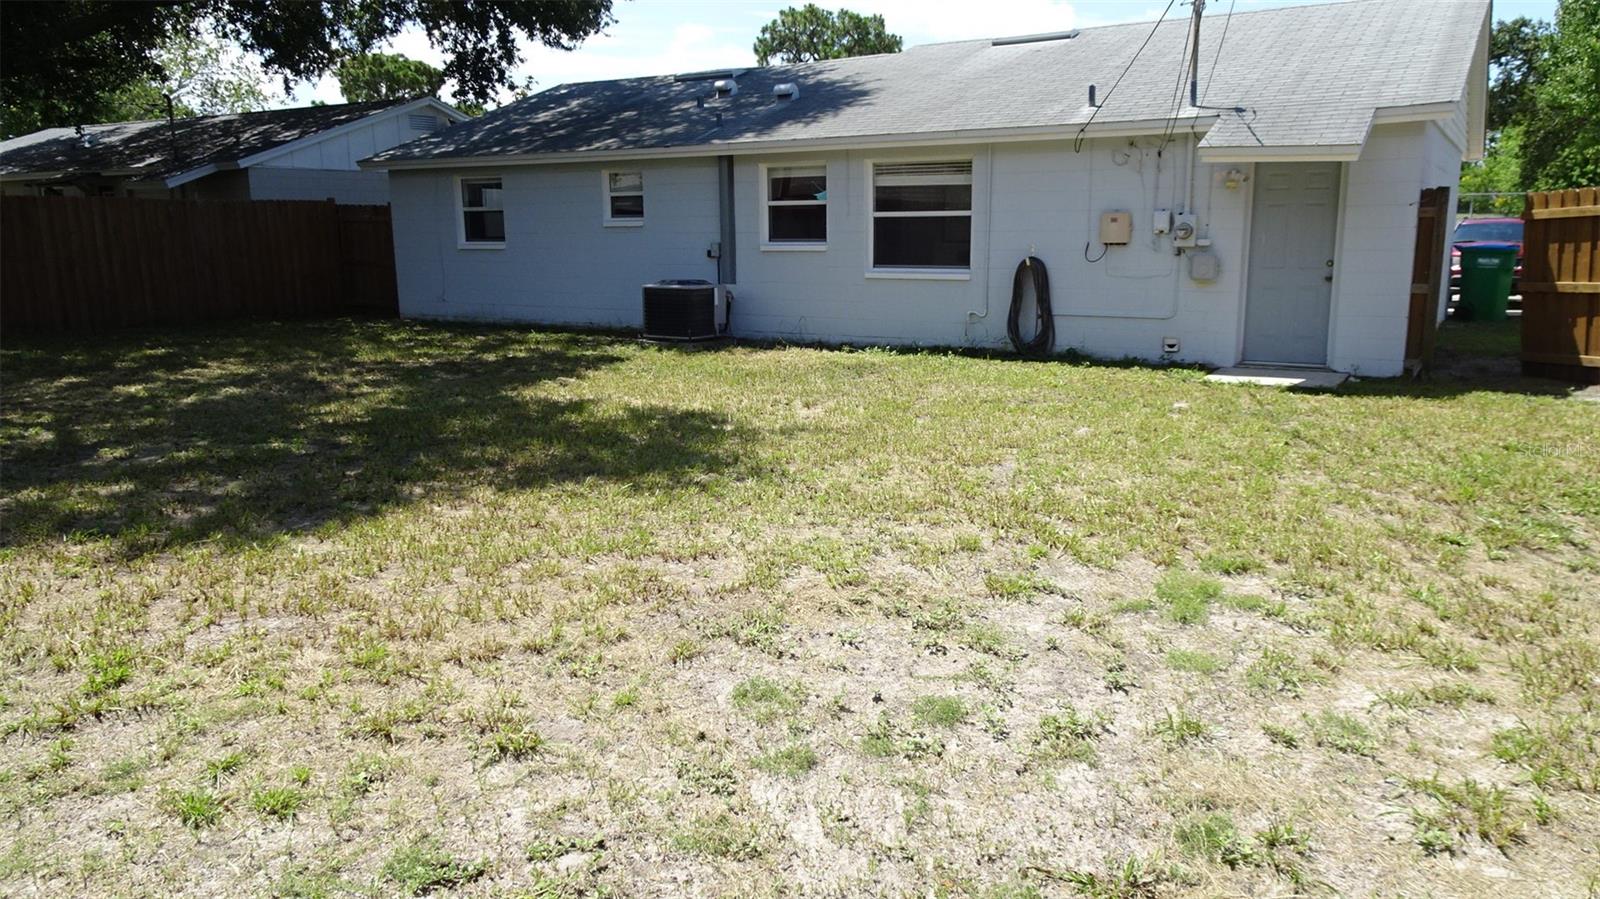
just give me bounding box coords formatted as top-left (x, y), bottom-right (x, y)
top-left (602, 170), bottom-right (645, 227)
top-left (455, 174), bottom-right (505, 249)
top-left (759, 161), bottom-right (828, 251)
top-left (865, 157), bottom-right (974, 280)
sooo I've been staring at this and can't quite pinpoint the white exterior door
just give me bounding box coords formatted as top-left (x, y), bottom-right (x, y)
top-left (1243, 162), bottom-right (1341, 365)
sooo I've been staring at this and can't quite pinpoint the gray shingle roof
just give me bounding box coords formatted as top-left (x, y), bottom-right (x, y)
top-left (369, 0), bottom-right (1485, 166)
top-left (0, 99), bottom-right (412, 181)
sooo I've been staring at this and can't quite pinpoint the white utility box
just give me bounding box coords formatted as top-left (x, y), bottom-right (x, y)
top-left (1189, 251), bottom-right (1220, 282)
top-left (1099, 210), bottom-right (1132, 245)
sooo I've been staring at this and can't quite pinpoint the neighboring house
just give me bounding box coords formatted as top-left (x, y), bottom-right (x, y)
top-left (363, 0), bottom-right (1488, 377)
top-left (0, 97), bottom-right (465, 205)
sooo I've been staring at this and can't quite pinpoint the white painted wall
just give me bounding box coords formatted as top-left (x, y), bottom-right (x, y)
top-left (1327, 120), bottom-right (1465, 377)
top-left (257, 108), bottom-right (448, 172)
top-left (239, 104), bottom-right (455, 203)
top-left (386, 122), bottom-right (1461, 376)
top-left (391, 158), bottom-right (721, 325)
top-left (724, 138), bottom-right (1249, 363)
top-left (1421, 119), bottom-right (1466, 327)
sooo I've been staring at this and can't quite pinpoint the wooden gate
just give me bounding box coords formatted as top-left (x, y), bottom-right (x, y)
top-left (1405, 185), bottom-right (1452, 372)
top-left (1521, 188), bottom-right (1600, 384)
top-left (336, 203), bottom-right (399, 313)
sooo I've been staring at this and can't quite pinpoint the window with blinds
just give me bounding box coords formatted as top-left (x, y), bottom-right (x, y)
top-left (458, 177), bottom-right (505, 246)
top-left (604, 171), bottom-right (644, 225)
top-left (764, 164), bottom-right (827, 245)
top-left (871, 161), bottom-right (972, 269)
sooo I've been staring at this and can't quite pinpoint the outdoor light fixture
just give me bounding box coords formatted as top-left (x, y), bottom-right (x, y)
top-left (1223, 168), bottom-right (1248, 190)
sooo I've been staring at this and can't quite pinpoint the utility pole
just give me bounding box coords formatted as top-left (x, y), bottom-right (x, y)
top-left (1188, 0), bottom-right (1205, 107)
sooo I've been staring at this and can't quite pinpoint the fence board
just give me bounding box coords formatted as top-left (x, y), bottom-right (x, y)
top-left (1405, 185), bottom-right (1451, 372)
top-left (1521, 187), bottom-right (1600, 383)
top-left (0, 197), bottom-right (397, 332)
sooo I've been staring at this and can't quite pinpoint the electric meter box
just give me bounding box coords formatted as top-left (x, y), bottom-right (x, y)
top-left (1099, 211), bottom-right (1132, 245)
top-left (1172, 213), bottom-right (1199, 248)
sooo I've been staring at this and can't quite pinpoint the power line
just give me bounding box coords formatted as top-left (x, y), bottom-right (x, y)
top-left (1160, 0), bottom-right (1198, 148)
top-left (1074, 0), bottom-right (1179, 153)
top-left (1200, 0), bottom-right (1237, 106)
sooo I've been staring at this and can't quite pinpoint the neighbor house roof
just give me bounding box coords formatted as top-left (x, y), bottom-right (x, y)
top-left (0, 97), bottom-right (463, 187)
top-left (365, 0), bottom-right (1487, 169)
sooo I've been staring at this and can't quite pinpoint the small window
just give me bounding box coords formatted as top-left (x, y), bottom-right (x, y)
top-left (765, 164), bottom-right (827, 245)
top-left (604, 171), bottom-right (644, 225)
top-left (871, 161), bottom-right (972, 269)
top-left (408, 113), bottom-right (441, 132)
top-left (459, 177), bottom-right (505, 246)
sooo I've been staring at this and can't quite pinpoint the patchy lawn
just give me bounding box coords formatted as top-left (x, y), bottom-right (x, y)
top-left (2, 317), bottom-right (1596, 897)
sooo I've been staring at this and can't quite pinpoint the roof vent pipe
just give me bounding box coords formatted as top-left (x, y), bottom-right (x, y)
top-left (991, 29), bottom-right (1079, 47)
top-left (772, 82), bottom-right (800, 100)
top-left (712, 78), bottom-right (738, 96)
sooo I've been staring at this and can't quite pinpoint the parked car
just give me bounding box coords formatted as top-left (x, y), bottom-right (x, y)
top-left (1449, 217), bottom-right (1523, 294)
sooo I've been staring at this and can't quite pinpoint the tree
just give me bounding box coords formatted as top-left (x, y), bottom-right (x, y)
top-left (3, 28), bottom-right (275, 135)
top-left (1460, 4), bottom-right (1599, 203)
top-left (336, 53), bottom-right (446, 103)
top-left (1, 1), bottom-right (613, 136)
top-left (1518, 0), bottom-right (1600, 190)
top-left (1486, 16), bottom-right (1553, 133)
top-left (753, 4), bottom-right (902, 66)
top-left (1459, 125), bottom-right (1526, 214)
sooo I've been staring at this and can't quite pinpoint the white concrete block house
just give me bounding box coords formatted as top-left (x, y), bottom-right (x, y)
top-left (1, 97), bottom-right (465, 204)
top-left (365, 0), bottom-right (1489, 376)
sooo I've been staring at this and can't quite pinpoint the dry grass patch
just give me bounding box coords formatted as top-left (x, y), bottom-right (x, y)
top-left (0, 319), bottom-right (1595, 896)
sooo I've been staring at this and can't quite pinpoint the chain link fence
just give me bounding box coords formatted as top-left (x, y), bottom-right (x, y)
top-left (1457, 191), bottom-right (1526, 217)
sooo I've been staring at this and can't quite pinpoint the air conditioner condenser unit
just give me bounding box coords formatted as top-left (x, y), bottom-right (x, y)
top-left (642, 280), bottom-right (731, 341)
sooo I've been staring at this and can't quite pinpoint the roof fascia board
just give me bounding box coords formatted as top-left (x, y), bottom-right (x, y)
top-left (4, 167), bottom-right (147, 182)
top-left (1464, 4), bottom-right (1490, 161)
top-left (1370, 101), bottom-right (1461, 124)
top-left (163, 161), bottom-right (238, 188)
top-left (235, 97), bottom-right (468, 172)
top-left (1198, 144), bottom-right (1363, 163)
top-left (361, 115), bottom-right (1222, 170)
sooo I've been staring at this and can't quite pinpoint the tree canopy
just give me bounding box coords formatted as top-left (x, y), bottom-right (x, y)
top-left (336, 53), bottom-right (446, 103)
top-left (47, 31), bottom-right (273, 127)
top-left (1517, 0), bottom-right (1599, 191)
top-left (753, 4), bottom-right (902, 66)
top-left (1, 0), bottom-right (613, 136)
top-left (1463, 4), bottom-right (1600, 199)
top-left (1486, 16), bottom-right (1552, 133)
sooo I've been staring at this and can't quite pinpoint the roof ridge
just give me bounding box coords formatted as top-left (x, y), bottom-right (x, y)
top-left (910, 0), bottom-right (1384, 48)
top-left (59, 97), bottom-right (414, 133)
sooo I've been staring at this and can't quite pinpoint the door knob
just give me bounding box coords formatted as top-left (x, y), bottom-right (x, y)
top-left (1324, 274), bottom-right (1333, 282)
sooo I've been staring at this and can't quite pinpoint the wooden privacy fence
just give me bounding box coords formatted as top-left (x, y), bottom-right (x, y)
top-left (1521, 187), bottom-right (1599, 384)
top-left (0, 197), bottom-right (397, 332)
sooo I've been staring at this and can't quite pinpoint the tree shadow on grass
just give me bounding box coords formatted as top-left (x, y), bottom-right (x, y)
top-left (1, 318), bottom-right (752, 556)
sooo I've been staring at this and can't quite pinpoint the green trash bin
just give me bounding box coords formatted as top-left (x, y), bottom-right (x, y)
top-left (1457, 242), bottom-right (1518, 321)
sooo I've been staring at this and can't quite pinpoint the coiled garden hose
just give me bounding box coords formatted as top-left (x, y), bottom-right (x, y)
top-left (1007, 256), bottom-right (1054, 356)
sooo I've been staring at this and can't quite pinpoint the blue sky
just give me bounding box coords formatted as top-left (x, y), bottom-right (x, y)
top-left (289, 0), bottom-right (1560, 107)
